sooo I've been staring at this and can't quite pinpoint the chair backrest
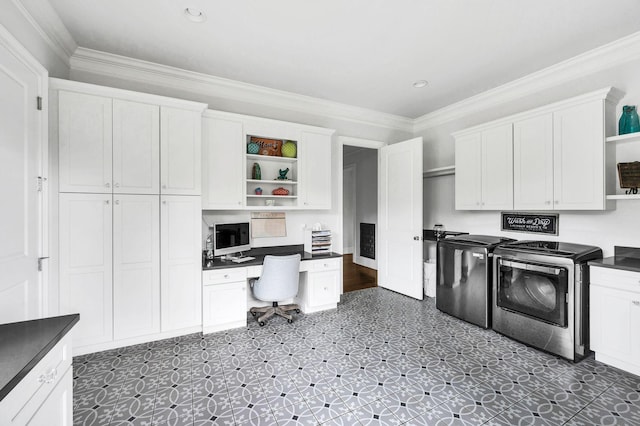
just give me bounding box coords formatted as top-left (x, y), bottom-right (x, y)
top-left (252, 254), bottom-right (301, 302)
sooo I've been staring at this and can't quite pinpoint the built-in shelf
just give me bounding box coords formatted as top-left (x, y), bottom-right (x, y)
top-left (246, 154), bottom-right (297, 163)
top-left (606, 194), bottom-right (640, 200)
top-left (606, 132), bottom-right (640, 143)
top-left (246, 195), bottom-right (297, 199)
top-left (423, 165), bottom-right (455, 178)
top-left (247, 179), bottom-right (297, 185)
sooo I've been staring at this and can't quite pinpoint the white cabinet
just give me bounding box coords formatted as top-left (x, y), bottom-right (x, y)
top-left (590, 266), bottom-right (640, 376)
top-left (299, 130), bottom-right (333, 209)
top-left (59, 193), bottom-right (113, 347)
top-left (553, 101), bottom-right (606, 210)
top-left (161, 195), bottom-right (202, 331)
top-left (58, 91), bottom-right (112, 193)
top-left (454, 123), bottom-right (513, 210)
top-left (202, 268), bottom-right (247, 333)
top-left (112, 100), bottom-right (160, 194)
top-left (296, 258), bottom-right (341, 313)
top-left (0, 333), bottom-right (74, 426)
top-left (161, 106), bottom-right (202, 195)
top-left (202, 114), bottom-right (244, 209)
top-left (513, 113), bottom-right (554, 210)
top-left (113, 195), bottom-right (160, 340)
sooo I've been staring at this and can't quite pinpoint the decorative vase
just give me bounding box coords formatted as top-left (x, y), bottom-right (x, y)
top-left (619, 105), bottom-right (640, 135)
top-left (272, 187), bottom-right (289, 196)
top-left (282, 141), bottom-right (297, 158)
top-left (252, 163), bottom-right (261, 180)
top-left (255, 187), bottom-right (262, 195)
top-left (247, 142), bottom-right (260, 154)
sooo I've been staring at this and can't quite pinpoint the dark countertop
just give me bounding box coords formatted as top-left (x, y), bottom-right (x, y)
top-left (0, 314), bottom-right (79, 401)
top-left (203, 244), bottom-right (342, 270)
top-left (588, 246), bottom-right (640, 273)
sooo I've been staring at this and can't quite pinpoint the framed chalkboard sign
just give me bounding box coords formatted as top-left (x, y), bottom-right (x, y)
top-left (501, 212), bottom-right (558, 235)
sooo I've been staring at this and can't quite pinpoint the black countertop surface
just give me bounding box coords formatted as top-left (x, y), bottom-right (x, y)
top-left (0, 314), bottom-right (79, 401)
top-left (203, 244), bottom-right (342, 270)
top-left (588, 246), bottom-right (640, 273)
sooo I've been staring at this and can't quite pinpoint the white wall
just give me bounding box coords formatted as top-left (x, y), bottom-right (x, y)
top-left (419, 57), bottom-right (640, 257)
top-left (344, 148), bottom-right (378, 268)
top-left (0, 2), bottom-right (69, 77)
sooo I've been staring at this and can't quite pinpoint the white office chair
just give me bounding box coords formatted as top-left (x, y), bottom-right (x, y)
top-left (249, 254), bottom-right (301, 326)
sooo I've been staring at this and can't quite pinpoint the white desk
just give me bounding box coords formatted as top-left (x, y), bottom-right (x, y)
top-left (202, 256), bottom-right (342, 333)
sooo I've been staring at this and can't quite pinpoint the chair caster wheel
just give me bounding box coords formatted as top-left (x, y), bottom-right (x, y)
top-left (259, 321), bottom-right (265, 327)
top-left (251, 311), bottom-right (256, 316)
top-left (288, 318), bottom-right (293, 324)
top-left (295, 309), bottom-right (301, 314)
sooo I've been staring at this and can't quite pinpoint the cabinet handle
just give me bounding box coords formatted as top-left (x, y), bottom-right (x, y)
top-left (162, 201), bottom-right (167, 205)
top-left (324, 287), bottom-right (328, 291)
top-left (114, 183), bottom-right (119, 188)
top-left (238, 201), bottom-right (241, 205)
top-left (224, 274), bottom-right (229, 279)
top-left (105, 183), bottom-right (110, 188)
top-left (38, 368), bottom-right (57, 384)
top-left (115, 200), bottom-right (120, 205)
top-left (162, 184), bottom-right (167, 189)
top-left (555, 200), bottom-right (559, 204)
top-left (633, 301), bottom-right (640, 306)
top-left (105, 200), bottom-right (110, 205)
top-left (241, 287), bottom-right (245, 291)
top-left (545, 201), bottom-right (551, 205)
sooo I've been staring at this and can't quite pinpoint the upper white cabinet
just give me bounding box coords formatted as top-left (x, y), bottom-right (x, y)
top-left (454, 123), bottom-right (513, 210)
top-left (454, 87), bottom-right (621, 211)
top-left (201, 110), bottom-right (335, 210)
top-left (161, 106), bottom-right (202, 195)
top-left (58, 91), bottom-right (112, 193)
top-left (112, 100), bottom-right (160, 194)
top-left (299, 130), bottom-right (333, 209)
top-left (55, 80), bottom-right (206, 196)
top-left (202, 113), bottom-right (245, 209)
top-left (513, 113), bottom-right (554, 210)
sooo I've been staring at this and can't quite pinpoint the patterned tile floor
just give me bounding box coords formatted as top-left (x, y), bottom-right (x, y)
top-left (73, 288), bottom-right (640, 425)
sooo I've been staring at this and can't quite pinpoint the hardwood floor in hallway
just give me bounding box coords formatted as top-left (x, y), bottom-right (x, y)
top-left (342, 254), bottom-right (377, 293)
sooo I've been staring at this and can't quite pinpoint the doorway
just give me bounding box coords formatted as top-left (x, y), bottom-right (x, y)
top-left (342, 145), bottom-right (378, 293)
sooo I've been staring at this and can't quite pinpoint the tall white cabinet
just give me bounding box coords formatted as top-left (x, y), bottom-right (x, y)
top-left (53, 79), bottom-right (206, 355)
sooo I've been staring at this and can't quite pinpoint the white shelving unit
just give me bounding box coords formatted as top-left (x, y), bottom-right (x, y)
top-left (245, 140), bottom-right (299, 208)
top-left (606, 132), bottom-right (640, 200)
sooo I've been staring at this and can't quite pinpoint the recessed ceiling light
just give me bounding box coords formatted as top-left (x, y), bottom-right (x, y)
top-left (413, 80), bottom-right (429, 88)
top-left (184, 7), bottom-right (206, 23)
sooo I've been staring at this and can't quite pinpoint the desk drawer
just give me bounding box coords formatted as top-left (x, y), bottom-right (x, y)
top-left (0, 332), bottom-right (72, 424)
top-left (310, 258), bottom-right (341, 272)
top-left (203, 268), bottom-right (247, 285)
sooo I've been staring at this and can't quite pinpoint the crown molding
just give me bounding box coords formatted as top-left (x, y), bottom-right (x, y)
top-left (414, 30), bottom-right (640, 133)
top-left (11, 0), bottom-right (77, 66)
top-left (70, 47), bottom-right (414, 133)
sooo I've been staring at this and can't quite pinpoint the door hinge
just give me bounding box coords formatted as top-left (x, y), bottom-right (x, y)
top-left (37, 96), bottom-right (43, 111)
top-left (38, 257), bottom-right (49, 271)
top-left (37, 176), bottom-right (47, 192)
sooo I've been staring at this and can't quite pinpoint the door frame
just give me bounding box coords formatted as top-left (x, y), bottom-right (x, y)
top-left (337, 136), bottom-right (386, 295)
top-left (0, 24), bottom-right (49, 317)
top-left (342, 163), bottom-right (357, 255)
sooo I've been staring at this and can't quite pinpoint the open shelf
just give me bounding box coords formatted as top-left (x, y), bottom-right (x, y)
top-left (247, 179), bottom-right (297, 185)
top-left (606, 132), bottom-right (640, 143)
top-left (246, 154), bottom-right (297, 164)
top-left (606, 194), bottom-right (640, 200)
top-left (246, 195), bottom-right (297, 199)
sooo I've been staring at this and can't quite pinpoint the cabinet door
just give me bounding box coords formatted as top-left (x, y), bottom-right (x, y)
top-left (59, 193), bottom-right (112, 347)
top-left (203, 282), bottom-right (247, 329)
top-left (160, 107), bottom-right (201, 195)
top-left (454, 133), bottom-right (482, 210)
top-left (27, 367), bottom-right (72, 426)
top-left (481, 124), bottom-right (513, 210)
top-left (202, 116), bottom-right (244, 208)
top-left (308, 270), bottom-right (339, 306)
top-left (553, 100), bottom-right (605, 210)
top-left (514, 114), bottom-right (554, 210)
top-left (58, 91), bottom-right (112, 193)
top-left (161, 195), bottom-right (202, 331)
top-left (113, 195), bottom-right (160, 340)
top-left (590, 285), bottom-right (640, 364)
top-left (300, 130), bottom-right (332, 209)
top-left (113, 100), bottom-right (160, 194)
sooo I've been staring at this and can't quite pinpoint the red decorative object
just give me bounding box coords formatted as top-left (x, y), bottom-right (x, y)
top-left (272, 187), bottom-right (289, 196)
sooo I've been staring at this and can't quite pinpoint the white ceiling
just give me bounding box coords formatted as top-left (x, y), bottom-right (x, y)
top-left (47, 0), bottom-right (640, 118)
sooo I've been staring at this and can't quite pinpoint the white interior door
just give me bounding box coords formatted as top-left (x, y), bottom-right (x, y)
top-left (0, 28), bottom-right (46, 323)
top-left (378, 137), bottom-right (423, 300)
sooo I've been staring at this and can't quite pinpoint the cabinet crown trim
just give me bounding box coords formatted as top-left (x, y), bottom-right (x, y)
top-left (50, 78), bottom-right (208, 111)
top-left (203, 109), bottom-right (335, 135)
